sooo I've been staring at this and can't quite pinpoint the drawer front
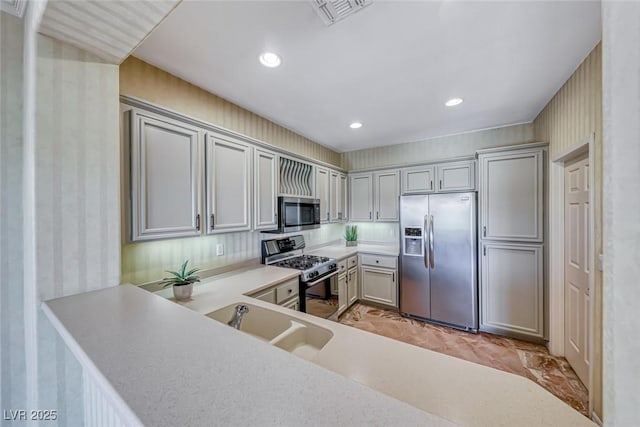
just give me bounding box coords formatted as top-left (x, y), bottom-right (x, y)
top-left (360, 254), bottom-right (397, 269)
top-left (347, 255), bottom-right (358, 269)
top-left (276, 278), bottom-right (299, 304)
top-left (338, 259), bottom-right (348, 273)
top-left (252, 288), bottom-right (276, 304)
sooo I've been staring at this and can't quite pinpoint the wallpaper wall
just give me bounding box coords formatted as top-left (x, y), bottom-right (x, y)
top-left (341, 123), bottom-right (535, 171)
top-left (533, 43), bottom-right (602, 419)
top-left (120, 56), bottom-right (341, 167)
top-left (1, 10), bottom-right (26, 413)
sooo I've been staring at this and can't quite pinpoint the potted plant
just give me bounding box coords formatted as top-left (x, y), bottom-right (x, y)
top-left (161, 260), bottom-right (200, 301)
top-left (345, 225), bottom-right (358, 247)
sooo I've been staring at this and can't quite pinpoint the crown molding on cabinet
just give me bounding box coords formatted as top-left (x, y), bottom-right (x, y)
top-left (346, 154), bottom-right (477, 174)
top-left (1, 0), bottom-right (26, 17)
top-left (475, 141), bottom-right (549, 155)
top-left (120, 95), bottom-right (346, 173)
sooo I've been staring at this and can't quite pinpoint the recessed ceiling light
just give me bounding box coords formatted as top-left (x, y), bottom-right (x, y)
top-left (349, 122), bottom-right (363, 129)
top-left (259, 52), bottom-right (281, 68)
top-left (445, 98), bottom-right (463, 107)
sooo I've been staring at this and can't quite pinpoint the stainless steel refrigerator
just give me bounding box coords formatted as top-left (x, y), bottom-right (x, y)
top-left (399, 193), bottom-right (478, 331)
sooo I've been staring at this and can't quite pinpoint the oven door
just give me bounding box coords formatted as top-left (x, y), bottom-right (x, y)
top-left (279, 197), bottom-right (320, 232)
top-left (302, 271), bottom-right (339, 320)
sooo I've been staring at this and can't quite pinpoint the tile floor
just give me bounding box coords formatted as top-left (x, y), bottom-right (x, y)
top-left (338, 303), bottom-right (589, 417)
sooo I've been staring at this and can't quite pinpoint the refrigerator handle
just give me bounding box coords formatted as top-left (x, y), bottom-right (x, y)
top-left (429, 215), bottom-right (435, 269)
top-left (423, 215), bottom-right (429, 269)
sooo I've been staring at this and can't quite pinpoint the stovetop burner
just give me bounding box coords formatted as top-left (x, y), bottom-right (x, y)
top-left (273, 255), bottom-right (331, 271)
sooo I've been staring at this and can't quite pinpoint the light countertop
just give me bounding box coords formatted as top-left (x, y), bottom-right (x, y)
top-left (43, 243), bottom-right (594, 427)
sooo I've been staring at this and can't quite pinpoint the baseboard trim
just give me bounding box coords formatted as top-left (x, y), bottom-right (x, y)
top-left (591, 411), bottom-right (603, 426)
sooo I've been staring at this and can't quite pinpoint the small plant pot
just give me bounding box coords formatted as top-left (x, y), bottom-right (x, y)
top-left (346, 241), bottom-right (358, 247)
top-left (173, 283), bottom-right (193, 300)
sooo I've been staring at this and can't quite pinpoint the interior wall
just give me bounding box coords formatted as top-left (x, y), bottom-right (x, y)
top-left (120, 56), bottom-right (341, 167)
top-left (341, 123), bottom-right (535, 170)
top-left (533, 43), bottom-right (602, 419)
top-left (1, 10), bottom-right (26, 413)
top-left (602, 1), bottom-right (640, 424)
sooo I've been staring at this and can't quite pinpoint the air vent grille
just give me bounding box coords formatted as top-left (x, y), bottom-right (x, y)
top-left (311, 0), bottom-right (372, 26)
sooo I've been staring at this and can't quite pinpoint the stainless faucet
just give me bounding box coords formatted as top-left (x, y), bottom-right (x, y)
top-left (228, 304), bottom-right (249, 330)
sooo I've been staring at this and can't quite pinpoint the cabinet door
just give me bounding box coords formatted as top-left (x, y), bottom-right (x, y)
top-left (480, 242), bottom-right (544, 339)
top-left (374, 170), bottom-right (400, 222)
top-left (329, 170), bottom-right (340, 222)
top-left (337, 273), bottom-right (348, 315)
top-left (254, 148), bottom-right (278, 230)
top-left (402, 166), bottom-right (435, 194)
top-left (347, 267), bottom-right (358, 306)
top-left (130, 111), bottom-right (201, 241)
top-left (282, 297), bottom-right (300, 311)
top-left (350, 173), bottom-right (373, 221)
top-left (206, 133), bottom-right (251, 233)
top-left (437, 160), bottom-right (476, 192)
top-left (316, 166), bottom-right (330, 223)
top-left (361, 266), bottom-right (397, 308)
top-left (340, 173), bottom-right (348, 221)
top-left (480, 149), bottom-right (543, 242)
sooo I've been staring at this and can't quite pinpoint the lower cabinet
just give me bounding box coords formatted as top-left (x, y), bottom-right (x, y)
top-left (249, 278), bottom-right (300, 311)
top-left (347, 267), bottom-right (358, 306)
top-left (480, 242), bottom-right (544, 339)
top-left (360, 254), bottom-right (398, 308)
top-left (337, 273), bottom-right (348, 315)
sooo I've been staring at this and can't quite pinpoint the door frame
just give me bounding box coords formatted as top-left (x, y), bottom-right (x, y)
top-left (549, 133), bottom-right (596, 415)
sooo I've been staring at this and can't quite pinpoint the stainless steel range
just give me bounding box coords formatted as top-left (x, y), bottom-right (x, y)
top-left (261, 235), bottom-right (339, 319)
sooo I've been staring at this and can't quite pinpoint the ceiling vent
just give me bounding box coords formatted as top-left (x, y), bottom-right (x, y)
top-left (311, 0), bottom-right (372, 26)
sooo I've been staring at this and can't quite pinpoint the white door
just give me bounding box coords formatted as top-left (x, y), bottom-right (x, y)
top-left (374, 170), bottom-right (400, 221)
top-left (361, 266), bottom-right (397, 307)
top-left (130, 111), bottom-right (201, 241)
top-left (350, 173), bottom-right (373, 221)
top-left (206, 133), bottom-right (252, 233)
top-left (437, 160), bottom-right (476, 192)
top-left (564, 154), bottom-right (590, 386)
top-left (402, 165), bottom-right (435, 194)
top-left (316, 167), bottom-right (330, 223)
top-left (254, 148), bottom-right (278, 230)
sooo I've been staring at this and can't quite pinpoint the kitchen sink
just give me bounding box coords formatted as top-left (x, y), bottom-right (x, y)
top-left (206, 303), bottom-right (333, 360)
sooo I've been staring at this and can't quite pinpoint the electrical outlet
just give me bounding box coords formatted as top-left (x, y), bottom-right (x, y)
top-left (216, 244), bottom-right (224, 256)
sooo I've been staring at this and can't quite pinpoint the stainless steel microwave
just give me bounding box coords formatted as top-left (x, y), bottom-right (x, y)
top-left (271, 197), bottom-right (321, 233)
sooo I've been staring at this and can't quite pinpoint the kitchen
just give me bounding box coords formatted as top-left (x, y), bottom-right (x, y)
top-left (3, 0), bottom-right (630, 425)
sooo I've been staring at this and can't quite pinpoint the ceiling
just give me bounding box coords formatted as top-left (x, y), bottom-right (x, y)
top-left (133, 0), bottom-right (601, 153)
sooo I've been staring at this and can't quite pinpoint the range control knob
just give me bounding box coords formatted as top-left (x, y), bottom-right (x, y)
top-left (330, 263), bottom-right (337, 270)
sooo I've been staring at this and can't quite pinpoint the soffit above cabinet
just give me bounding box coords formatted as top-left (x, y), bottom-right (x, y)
top-left (38, 0), bottom-right (181, 64)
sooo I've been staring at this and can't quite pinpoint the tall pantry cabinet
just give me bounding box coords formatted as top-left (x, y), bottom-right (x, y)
top-left (478, 143), bottom-right (547, 341)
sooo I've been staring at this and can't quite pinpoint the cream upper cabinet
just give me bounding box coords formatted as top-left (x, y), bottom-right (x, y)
top-left (479, 148), bottom-right (544, 242)
top-left (374, 170), bottom-right (400, 222)
top-left (437, 160), bottom-right (475, 192)
top-left (129, 110), bottom-right (202, 241)
top-left (402, 165), bottom-right (435, 194)
top-left (205, 132), bottom-right (252, 234)
top-left (350, 173), bottom-right (373, 221)
top-left (330, 170), bottom-right (348, 223)
top-left (481, 242), bottom-right (544, 339)
top-left (316, 166), bottom-right (330, 223)
top-left (254, 148), bottom-right (278, 230)
top-left (339, 173), bottom-right (348, 221)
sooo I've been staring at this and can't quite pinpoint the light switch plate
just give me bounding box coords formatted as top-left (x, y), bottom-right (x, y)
top-left (216, 244), bottom-right (224, 256)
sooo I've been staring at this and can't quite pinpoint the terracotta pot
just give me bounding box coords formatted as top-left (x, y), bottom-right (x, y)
top-left (346, 241), bottom-right (358, 247)
top-left (173, 283), bottom-right (193, 300)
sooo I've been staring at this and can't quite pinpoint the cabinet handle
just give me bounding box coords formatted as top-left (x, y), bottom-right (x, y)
top-left (196, 214), bottom-right (200, 231)
top-left (392, 272), bottom-right (395, 282)
top-left (369, 211), bottom-right (372, 220)
top-left (210, 214), bottom-right (215, 230)
top-left (439, 179), bottom-right (442, 190)
top-left (483, 226), bottom-right (486, 237)
top-left (483, 246), bottom-right (486, 256)
top-left (327, 212), bottom-right (330, 221)
top-left (376, 211), bottom-right (379, 220)
top-left (430, 180), bottom-right (433, 190)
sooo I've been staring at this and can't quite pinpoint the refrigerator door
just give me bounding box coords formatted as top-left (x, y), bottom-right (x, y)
top-left (399, 195), bottom-right (431, 319)
top-left (428, 192), bottom-right (478, 329)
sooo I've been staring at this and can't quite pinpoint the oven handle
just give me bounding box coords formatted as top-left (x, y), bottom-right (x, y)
top-left (305, 270), bottom-right (339, 286)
